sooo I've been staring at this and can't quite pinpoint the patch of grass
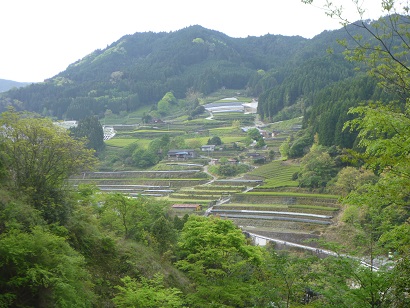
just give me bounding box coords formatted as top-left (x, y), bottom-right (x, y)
top-left (288, 204), bottom-right (340, 211)
top-left (194, 185), bottom-right (246, 191)
top-left (162, 198), bottom-right (212, 205)
top-left (135, 129), bottom-right (185, 133)
top-left (105, 138), bottom-right (150, 148)
top-left (267, 117), bottom-right (303, 130)
top-left (216, 203), bottom-right (339, 211)
top-left (202, 89), bottom-right (247, 103)
top-left (179, 189), bottom-right (239, 195)
top-left (184, 136), bottom-right (246, 146)
top-left (218, 203), bottom-right (291, 208)
top-left (209, 126), bottom-right (237, 133)
top-left (263, 180), bottom-right (299, 188)
top-left (101, 106), bottom-right (151, 125)
top-left (183, 118), bottom-right (221, 124)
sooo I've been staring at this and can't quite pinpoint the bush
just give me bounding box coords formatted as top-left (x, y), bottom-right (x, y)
top-left (213, 163), bottom-right (251, 177)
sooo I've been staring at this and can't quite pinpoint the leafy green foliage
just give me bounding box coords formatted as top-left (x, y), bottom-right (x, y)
top-left (207, 135), bottom-right (222, 145)
top-left (0, 227), bottom-right (95, 307)
top-left (0, 110), bottom-right (97, 223)
top-left (120, 134), bottom-right (187, 168)
top-left (157, 91), bottom-right (177, 116)
top-left (331, 166), bottom-right (377, 196)
top-left (298, 142), bottom-right (338, 188)
top-left (99, 193), bottom-right (170, 241)
top-left (113, 274), bottom-right (185, 308)
top-left (287, 129), bottom-right (314, 158)
top-left (246, 128), bottom-right (261, 141)
top-left (209, 162), bottom-right (251, 177)
top-left (315, 255), bottom-right (409, 307)
top-left (176, 215), bottom-right (264, 307)
top-left (261, 248), bottom-right (319, 307)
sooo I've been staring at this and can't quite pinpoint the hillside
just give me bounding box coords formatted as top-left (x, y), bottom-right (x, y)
top-left (0, 24), bottom-right (362, 120)
top-left (0, 20), bottom-right (400, 154)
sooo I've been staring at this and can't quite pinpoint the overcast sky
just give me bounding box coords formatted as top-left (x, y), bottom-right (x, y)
top-left (1, 0), bottom-right (385, 82)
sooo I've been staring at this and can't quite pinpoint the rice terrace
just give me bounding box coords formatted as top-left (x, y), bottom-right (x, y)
top-left (72, 90), bottom-right (343, 253)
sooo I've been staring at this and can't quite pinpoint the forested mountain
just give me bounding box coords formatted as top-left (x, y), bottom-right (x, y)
top-left (0, 25), bottom-right (310, 119)
top-left (0, 22), bottom-right (398, 151)
top-left (0, 79), bottom-right (30, 92)
top-left (0, 25), bottom-right (356, 119)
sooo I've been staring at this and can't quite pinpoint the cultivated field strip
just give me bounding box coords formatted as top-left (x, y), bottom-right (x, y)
top-left (168, 184), bottom-right (247, 203)
top-left (70, 168), bottom-right (211, 196)
top-left (233, 192), bottom-right (339, 207)
top-left (212, 179), bottom-right (263, 186)
top-left (211, 209), bottom-right (333, 219)
top-left (217, 214), bottom-right (332, 225)
top-left (75, 170), bottom-right (202, 179)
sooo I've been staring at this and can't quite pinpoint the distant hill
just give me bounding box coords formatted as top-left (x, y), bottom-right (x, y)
top-left (0, 23), bottom-right (394, 150)
top-left (0, 79), bottom-right (30, 92)
top-left (0, 25), bottom-right (337, 119)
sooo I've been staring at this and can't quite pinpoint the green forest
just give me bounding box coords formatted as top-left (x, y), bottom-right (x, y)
top-left (1, 1), bottom-right (410, 307)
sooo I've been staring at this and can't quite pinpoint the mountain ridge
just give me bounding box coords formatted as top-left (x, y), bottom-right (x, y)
top-left (0, 79), bottom-right (31, 92)
top-left (0, 25), bottom-right (350, 117)
top-left (0, 23), bottom-right (388, 153)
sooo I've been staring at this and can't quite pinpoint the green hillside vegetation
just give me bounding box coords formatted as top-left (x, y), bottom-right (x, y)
top-left (105, 138), bottom-right (150, 148)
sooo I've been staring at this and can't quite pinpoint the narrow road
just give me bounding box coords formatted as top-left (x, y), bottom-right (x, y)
top-left (245, 232), bottom-right (385, 271)
top-left (202, 164), bottom-right (217, 184)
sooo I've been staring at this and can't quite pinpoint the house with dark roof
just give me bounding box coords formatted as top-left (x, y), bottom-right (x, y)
top-left (167, 149), bottom-right (197, 160)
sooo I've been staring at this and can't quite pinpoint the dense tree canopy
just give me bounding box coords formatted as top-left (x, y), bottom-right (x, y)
top-left (70, 115), bottom-right (105, 152)
top-left (175, 215), bottom-right (265, 307)
top-left (0, 110), bottom-right (97, 222)
top-left (0, 227), bottom-right (94, 307)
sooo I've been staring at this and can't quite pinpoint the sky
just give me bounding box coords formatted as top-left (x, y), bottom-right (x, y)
top-left (1, 0), bottom-right (386, 82)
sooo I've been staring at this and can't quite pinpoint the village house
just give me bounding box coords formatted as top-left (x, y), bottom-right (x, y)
top-left (201, 144), bottom-right (215, 152)
top-left (167, 149), bottom-right (197, 160)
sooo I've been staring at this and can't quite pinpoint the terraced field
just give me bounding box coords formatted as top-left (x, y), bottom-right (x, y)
top-left (69, 169), bottom-right (211, 196)
top-left (209, 192), bottom-right (340, 246)
top-left (204, 159), bottom-right (341, 248)
top-left (246, 160), bottom-right (300, 188)
top-left (95, 98), bottom-right (340, 250)
top-left (164, 183), bottom-right (250, 208)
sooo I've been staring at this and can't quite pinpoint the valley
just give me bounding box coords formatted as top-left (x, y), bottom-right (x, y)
top-left (72, 91), bottom-right (342, 254)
